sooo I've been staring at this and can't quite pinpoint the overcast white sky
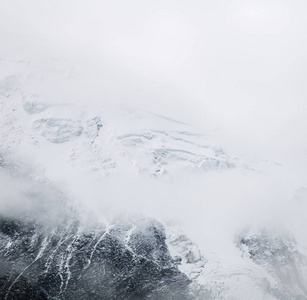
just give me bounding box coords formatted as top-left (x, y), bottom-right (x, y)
top-left (1, 0), bottom-right (307, 160)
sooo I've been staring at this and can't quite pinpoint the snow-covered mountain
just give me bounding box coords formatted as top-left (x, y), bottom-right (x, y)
top-left (1, 57), bottom-right (307, 300)
top-left (0, 61), bottom-right (238, 179)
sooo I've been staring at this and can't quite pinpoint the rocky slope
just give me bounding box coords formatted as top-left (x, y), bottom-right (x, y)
top-left (0, 214), bottom-right (194, 300)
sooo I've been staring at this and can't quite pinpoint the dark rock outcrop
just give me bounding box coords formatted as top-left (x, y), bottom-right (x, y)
top-left (239, 230), bottom-right (307, 300)
top-left (0, 216), bottom-right (194, 300)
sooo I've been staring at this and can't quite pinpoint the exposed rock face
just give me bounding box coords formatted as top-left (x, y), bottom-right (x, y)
top-left (0, 216), bottom-right (195, 300)
top-left (239, 230), bottom-right (307, 300)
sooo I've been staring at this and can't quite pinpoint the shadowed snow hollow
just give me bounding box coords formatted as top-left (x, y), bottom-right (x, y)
top-left (32, 118), bottom-right (83, 143)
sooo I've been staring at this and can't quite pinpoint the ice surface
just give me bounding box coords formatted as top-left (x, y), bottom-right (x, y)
top-left (32, 118), bottom-right (83, 143)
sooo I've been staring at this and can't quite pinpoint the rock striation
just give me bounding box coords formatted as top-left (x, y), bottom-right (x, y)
top-left (0, 215), bottom-right (195, 300)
